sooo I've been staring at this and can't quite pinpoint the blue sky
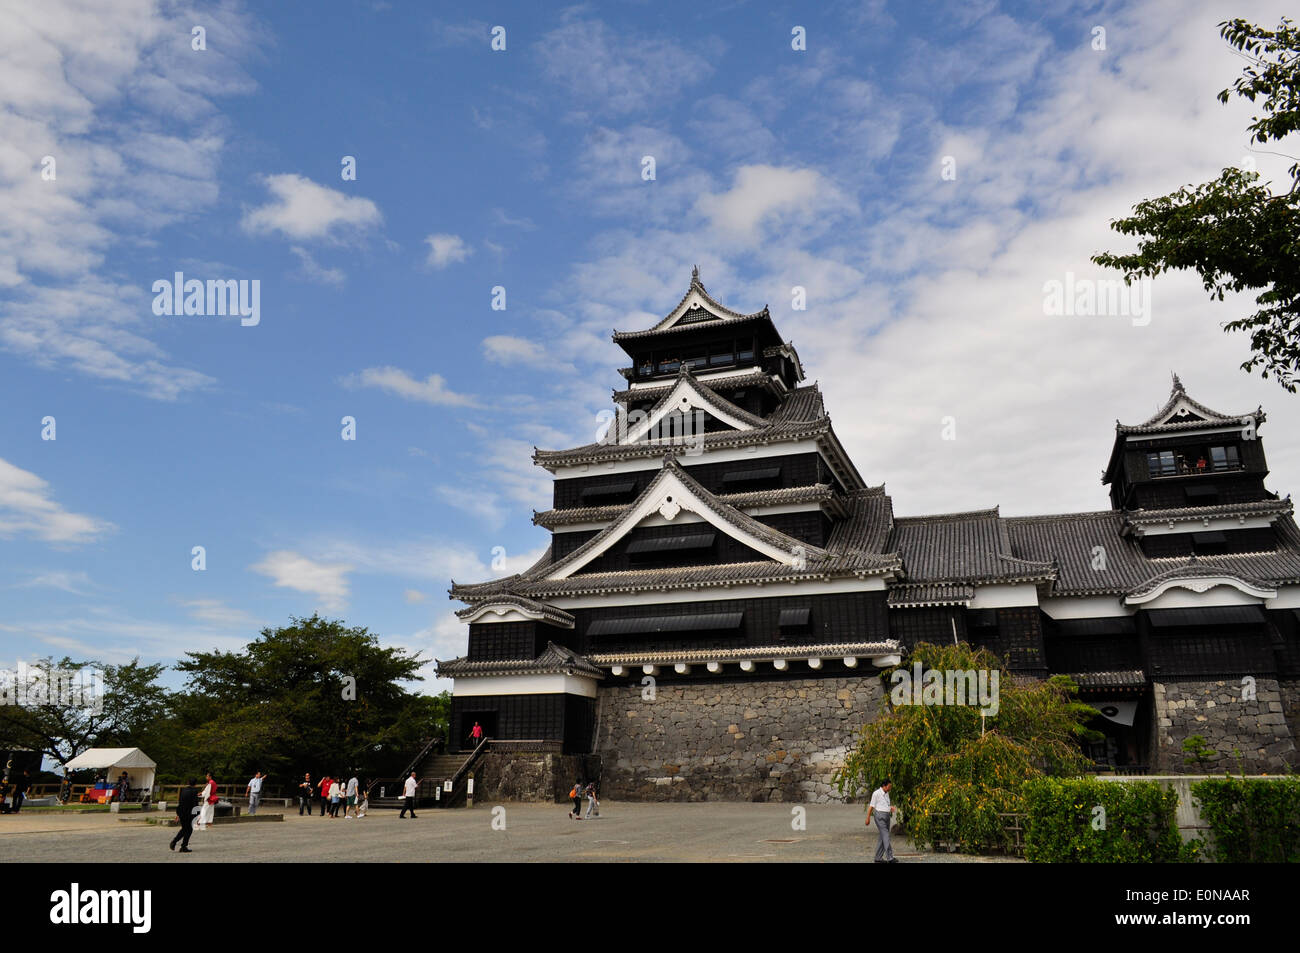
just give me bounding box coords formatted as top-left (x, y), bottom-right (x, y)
top-left (2, 0), bottom-right (1297, 691)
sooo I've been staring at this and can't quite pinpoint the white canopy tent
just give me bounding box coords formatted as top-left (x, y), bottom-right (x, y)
top-left (64, 747), bottom-right (157, 794)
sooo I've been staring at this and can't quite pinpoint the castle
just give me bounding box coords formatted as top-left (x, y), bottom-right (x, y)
top-left (439, 270), bottom-right (1300, 801)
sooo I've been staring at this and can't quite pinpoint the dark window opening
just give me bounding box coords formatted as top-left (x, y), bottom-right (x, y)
top-left (1190, 530), bottom-right (1228, 555)
top-left (580, 482), bottom-right (637, 503)
top-left (721, 467), bottom-right (782, 490)
top-left (1147, 451), bottom-right (1177, 477)
top-left (1209, 445), bottom-right (1241, 471)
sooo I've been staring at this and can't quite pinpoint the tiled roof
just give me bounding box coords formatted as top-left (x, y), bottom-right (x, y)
top-left (637, 365), bottom-right (769, 429)
top-left (887, 584), bottom-right (976, 607)
top-left (451, 458), bottom-right (901, 604)
top-left (1067, 670), bottom-right (1147, 689)
top-left (888, 508), bottom-right (1056, 585)
top-left (763, 343), bottom-right (806, 381)
top-left (1123, 498), bottom-right (1293, 528)
top-left (588, 639), bottom-right (901, 667)
top-left (613, 369), bottom-right (778, 403)
top-left (533, 384), bottom-right (830, 468)
top-left (534, 483), bottom-right (844, 528)
top-left (1125, 559), bottom-right (1276, 598)
top-left (612, 270), bottom-right (768, 342)
top-left (453, 593), bottom-right (576, 626)
top-left (1005, 511), bottom-right (1300, 595)
top-left (1116, 375), bottom-right (1263, 435)
top-left (436, 642), bottom-right (605, 679)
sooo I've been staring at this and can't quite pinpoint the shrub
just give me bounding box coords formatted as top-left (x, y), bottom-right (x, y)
top-left (835, 641), bottom-right (1099, 854)
top-left (1191, 776), bottom-right (1300, 863)
top-left (1023, 778), bottom-right (1191, 863)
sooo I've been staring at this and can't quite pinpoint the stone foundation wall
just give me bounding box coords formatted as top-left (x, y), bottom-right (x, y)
top-left (593, 675), bottom-right (885, 802)
top-left (471, 752), bottom-right (592, 803)
top-left (1151, 678), bottom-right (1298, 773)
top-left (1280, 678), bottom-right (1300, 751)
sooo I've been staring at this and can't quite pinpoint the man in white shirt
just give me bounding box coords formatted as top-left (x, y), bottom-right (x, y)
top-left (245, 771), bottom-right (264, 815)
top-left (866, 780), bottom-right (897, 863)
top-left (399, 771), bottom-right (419, 819)
top-left (345, 775), bottom-right (359, 818)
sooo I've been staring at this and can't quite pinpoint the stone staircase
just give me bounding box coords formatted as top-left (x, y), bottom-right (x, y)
top-left (367, 748), bottom-right (477, 809)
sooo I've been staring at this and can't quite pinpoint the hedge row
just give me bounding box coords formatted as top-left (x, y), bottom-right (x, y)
top-left (1022, 778), bottom-right (1197, 863)
top-left (1191, 777), bottom-right (1300, 863)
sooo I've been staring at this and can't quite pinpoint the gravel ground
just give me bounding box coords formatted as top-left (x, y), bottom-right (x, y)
top-left (1, 801), bottom-right (1022, 863)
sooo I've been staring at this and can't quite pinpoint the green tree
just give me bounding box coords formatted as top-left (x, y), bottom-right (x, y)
top-left (1092, 18), bottom-right (1300, 390)
top-left (0, 657), bottom-right (168, 769)
top-left (835, 641), bottom-right (1100, 853)
top-left (168, 614), bottom-right (438, 783)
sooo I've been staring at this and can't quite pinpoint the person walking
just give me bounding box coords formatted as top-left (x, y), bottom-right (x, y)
top-left (245, 770), bottom-right (264, 815)
top-left (317, 774), bottom-right (333, 817)
top-left (469, 721), bottom-right (484, 748)
top-left (170, 779), bottom-right (200, 853)
top-left (583, 782), bottom-right (598, 820)
top-left (357, 781), bottom-right (369, 819)
top-left (197, 772), bottom-right (217, 830)
top-left (11, 770), bottom-right (30, 813)
top-left (399, 771), bottom-right (419, 818)
top-left (567, 780), bottom-right (583, 820)
top-left (867, 779), bottom-right (898, 864)
top-left (345, 774), bottom-right (359, 819)
top-left (329, 777), bottom-right (343, 818)
top-left (298, 773), bottom-right (313, 816)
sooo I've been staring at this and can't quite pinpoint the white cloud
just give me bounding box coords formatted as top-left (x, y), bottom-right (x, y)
top-left (0, 458), bottom-right (113, 544)
top-left (16, 570), bottom-right (94, 595)
top-left (2, 608), bottom-right (251, 666)
top-left (404, 589), bottom-right (427, 604)
top-left (694, 165), bottom-right (844, 243)
top-left (534, 0), bottom-right (1300, 521)
top-left (249, 550), bottom-right (352, 612)
top-left (491, 208), bottom-right (536, 230)
top-left (242, 173), bottom-right (382, 242)
top-left (424, 233), bottom-right (471, 268)
top-left (535, 14), bottom-right (721, 115)
top-left (0, 0), bottom-right (257, 399)
top-left (430, 18), bottom-right (491, 48)
top-left (482, 335), bottom-right (574, 374)
top-left (435, 485), bottom-right (505, 530)
top-left (290, 246), bottom-right (346, 286)
top-left (176, 598), bottom-right (262, 629)
top-left (346, 366), bottom-right (479, 407)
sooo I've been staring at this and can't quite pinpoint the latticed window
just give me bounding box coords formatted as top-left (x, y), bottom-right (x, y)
top-left (1209, 445), bottom-right (1240, 470)
top-left (1147, 450), bottom-right (1176, 476)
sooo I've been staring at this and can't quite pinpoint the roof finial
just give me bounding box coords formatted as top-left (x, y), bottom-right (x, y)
top-left (691, 263), bottom-right (699, 282)
top-left (1171, 371), bottom-right (1184, 393)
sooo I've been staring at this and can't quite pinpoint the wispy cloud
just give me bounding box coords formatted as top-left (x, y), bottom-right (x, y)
top-left (15, 570), bottom-right (95, 595)
top-left (249, 550), bottom-right (352, 612)
top-left (175, 598), bottom-right (263, 630)
top-left (346, 366), bottom-right (480, 407)
top-left (242, 173), bottom-right (382, 243)
top-left (435, 485), bottom-right (506, 531)
top-left (0, 0), bottom-right (258, 399)
top-left (424, 233), bottom-right (471, 268)
top-left (535, 13), bottom-right (722, 116)
top-left (0, 458), bottom-right (113, 544)
top-left (290, 246), bottom-right (346, 286)
top-left (482, 335), bottom-right (575, 374)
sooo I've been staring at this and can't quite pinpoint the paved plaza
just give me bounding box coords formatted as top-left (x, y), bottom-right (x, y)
top-left (1, 802), bottom-right (1021, 863)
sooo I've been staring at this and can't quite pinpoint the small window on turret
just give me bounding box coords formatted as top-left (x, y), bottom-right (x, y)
top-left (1209, 446), bottom-right (1240, 471)
top-left (1147, 451), bottom-right (1177, 476)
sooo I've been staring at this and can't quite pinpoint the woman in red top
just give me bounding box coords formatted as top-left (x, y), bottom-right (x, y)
top-left (197, 772), bottom-right (217, 829)
top-left (317, 775), bottom-right (333, 817)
